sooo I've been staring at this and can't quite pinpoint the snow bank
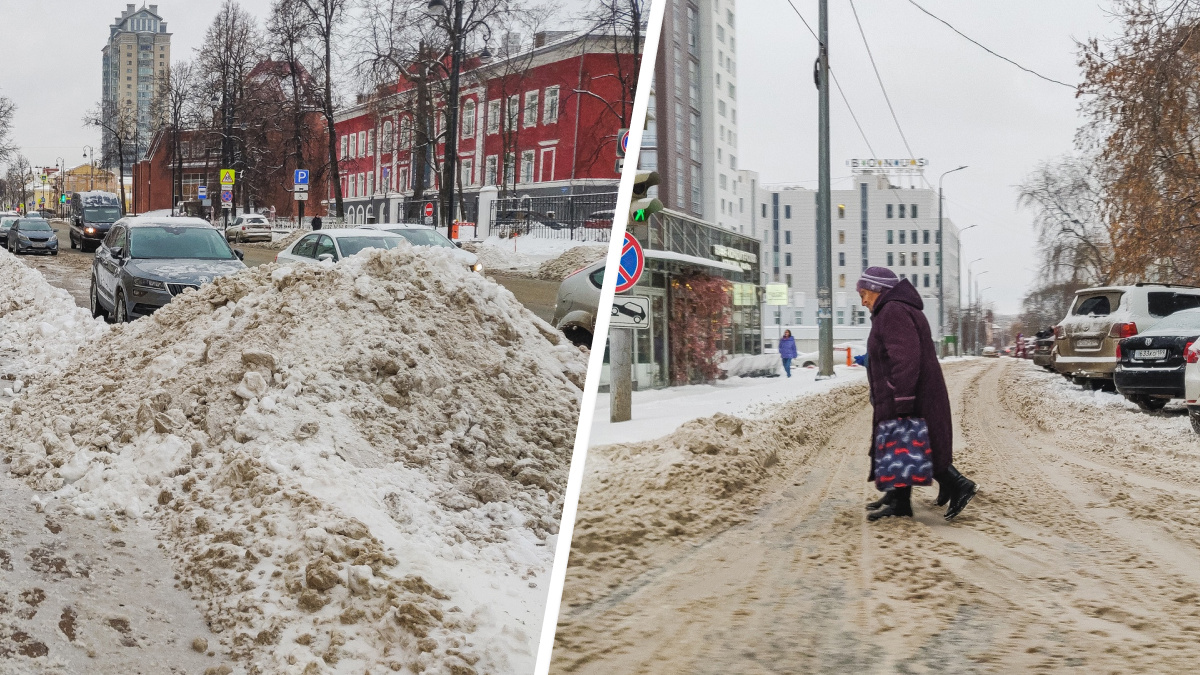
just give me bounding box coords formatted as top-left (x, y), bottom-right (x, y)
top-left (1, 245), bottom-right (587, 673)
top-left (240, 228), bottom-right (308, 251)
top-left (467, 236), bottom-right (606, 276)
top-left (0, 248), bottom-right (108, 397)
top-left (535, 244), bottom-right (607, 281)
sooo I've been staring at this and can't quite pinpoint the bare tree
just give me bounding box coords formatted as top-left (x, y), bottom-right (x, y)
top-left (268, 0), bottom-right (323, 212)
top-left (197, 0), bottom-right (265, 220)
top-left (579, 0), bottom-right (645, 129)
top-left (1018, 155), bottom-right (1114, 288)
top-left (84, 102), bottom-right (138, 214)
top-left (155, 59), bottom-right (198, 211)
top-left (294, 0), bottom-right (350, 219)
top-left (0, 94), bottom-right (15, 165)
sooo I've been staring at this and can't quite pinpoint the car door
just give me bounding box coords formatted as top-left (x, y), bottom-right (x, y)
top-left (279, 233), bottom-right (319, 264)
top-left (94, 225), bottom-right (125, 304)
top-left (315, 235), bottom-right (339, 262)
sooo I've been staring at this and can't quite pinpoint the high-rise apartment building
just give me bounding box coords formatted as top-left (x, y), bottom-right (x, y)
top-left (101, 4), bottom-right (171, 167)
top-left (652, 0), bottom-right (740, 231)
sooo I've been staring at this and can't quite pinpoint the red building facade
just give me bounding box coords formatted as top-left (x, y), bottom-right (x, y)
top-left (333, 31), bottom-right (637, 224)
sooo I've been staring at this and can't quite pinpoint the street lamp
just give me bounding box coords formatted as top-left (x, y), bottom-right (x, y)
top-left (938, 165), bottom-right (968, 352)
top-left (55, 157), bottom-right (64, 218)
top-left (959, 253), bottom-right (983, 356)
top-left (83, 146), bottom-right (95, 191)
top-left (210, 91), bottom-right (234, 228)
top-left (976, 283), bottom-right (992, 356)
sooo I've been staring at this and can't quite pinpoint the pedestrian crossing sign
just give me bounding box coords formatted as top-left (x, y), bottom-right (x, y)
top-left (220, 169), bottom-right (236, 185)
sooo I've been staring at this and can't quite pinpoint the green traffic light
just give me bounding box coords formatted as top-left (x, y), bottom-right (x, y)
top-left (634, 209), bottom-right (647, 222)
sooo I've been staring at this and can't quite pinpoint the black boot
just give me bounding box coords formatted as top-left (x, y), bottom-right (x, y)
top-left (866, 490), bottom-right (895, 510)
top-left (867, 487), bottom-right (913, 521)
top-left (943, 466), bottom-right (977, 521)
top-left (934, 466), bottom-right (955, 507)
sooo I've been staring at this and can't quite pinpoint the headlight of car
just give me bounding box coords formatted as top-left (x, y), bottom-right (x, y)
top-left (471, 262), bottom-right (483, 273)
top-left (85, 227), bottom-right (96, 234)
top-left (18, 234), bottom-right (30, 242)
top-left (132, 277), bottom-right (166, 290)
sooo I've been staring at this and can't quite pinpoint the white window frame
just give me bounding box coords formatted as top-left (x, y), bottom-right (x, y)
top-left (340, 135), bottom-right (348, 159)
top-left (357, 131), bottom-right (366, 158)
top-left (543, 86), bottom-right (559, 124)
top-left (461, 99), bottom-right (476, 139)
top-left (487, 100), bottom-right (500, 135)
top-left (503, 152), bottom-right (515, 186)
top-left (367, 129), bottom-right (375, 156)
top-left (349, 133), bottom-right (357, 159)
top-left (506, 94), bottom-right (520, 132)
top-left (521, 149), bottom-right (535, 183)
top-left (461, 158), bottom-right (473, 186)
top-left (523, 90), bottom-right (539, 128)
top-left (367, 170), bottom-right (374, 195)
top-left (539, 147), bottom-right (556, 182)
top-left (485, 155), bottom-right (498, 185)
top-left (400, 117), bottom-right (412, 147)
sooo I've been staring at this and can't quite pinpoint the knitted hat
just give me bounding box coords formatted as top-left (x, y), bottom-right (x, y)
top-left (857, 266), bottom-right (899, 294)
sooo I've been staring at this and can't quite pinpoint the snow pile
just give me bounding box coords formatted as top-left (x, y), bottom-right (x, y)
top-left (566, 382), bottom-right (868, 609)
top-left (241, 228), bottom-right (308, 251)
top-left (466, 236), bottom-right (607, 277)
top-left (0, 248), bottom-right (108, 396)
top-left (1, 245), bottom-right (587, 673)
top-left (535, 244), bottom-right (607, 281)
top-left (720, 353), bottom-right (782, 378)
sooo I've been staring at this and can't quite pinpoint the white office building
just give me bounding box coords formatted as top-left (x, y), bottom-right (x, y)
top-left (757, 172), bottom-right (961, 351)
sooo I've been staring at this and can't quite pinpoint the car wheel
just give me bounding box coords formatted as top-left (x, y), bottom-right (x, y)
top-left (70, 233), bottom-right (77, 250)
top-left (1190, 408), bottom-right (1200, 434)
top-left (89, 278), bottom-right (108, 319)
top-left (114, 292), bottom-right (128, 324)
top-left (802, 361), bottom-right (816, 368)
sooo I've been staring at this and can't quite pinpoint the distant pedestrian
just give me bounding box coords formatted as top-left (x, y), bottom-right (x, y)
top-left (857, 266), bottom-right (978, 522)
top-left (779, 330), bottom-right (797, 377)
top-left (311, 216), bottom-right (322, 231)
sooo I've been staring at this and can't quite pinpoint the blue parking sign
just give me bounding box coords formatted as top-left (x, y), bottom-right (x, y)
top-left (294, 169), bottom-right (309, 185)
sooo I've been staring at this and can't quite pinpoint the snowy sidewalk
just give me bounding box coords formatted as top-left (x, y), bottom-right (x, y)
top-left (590, 365), bottom-right (869, 446)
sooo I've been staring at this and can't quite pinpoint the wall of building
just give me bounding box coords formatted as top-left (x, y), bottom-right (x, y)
top-left (102, 4), bottom-right (171, 166)
top-left (757, 175), bottom-right (962, 341)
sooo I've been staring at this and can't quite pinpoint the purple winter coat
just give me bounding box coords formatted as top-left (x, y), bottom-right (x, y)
top-left (779, 335), bottom-right (798, 360)
top-left (865, 279), bottom-right (953, 480)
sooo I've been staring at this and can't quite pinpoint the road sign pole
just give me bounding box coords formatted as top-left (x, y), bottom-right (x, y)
top-left (610, 328), bottom-right (632, 423)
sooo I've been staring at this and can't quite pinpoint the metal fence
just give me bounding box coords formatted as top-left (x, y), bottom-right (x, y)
top-left (489, 192), bottom-right (618, 242)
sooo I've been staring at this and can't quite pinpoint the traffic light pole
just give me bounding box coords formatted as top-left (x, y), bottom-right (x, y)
top-left (815, 0), bottom-right (834, 379)
top-left (611, 172), bottom-right (662, 424)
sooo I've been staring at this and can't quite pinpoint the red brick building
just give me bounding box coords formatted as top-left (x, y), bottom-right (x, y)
top-left (333, 31), bottom-right (638, 225)
top-left (131, 60), bottom-right (328, 221)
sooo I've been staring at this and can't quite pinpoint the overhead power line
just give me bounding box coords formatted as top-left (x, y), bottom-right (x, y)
top-left (848, 0), bottom-right (917, 160)
top-left (904, 0), bottom-right (1076, 89)
top-left (782, 0), bottom-right (879, 157)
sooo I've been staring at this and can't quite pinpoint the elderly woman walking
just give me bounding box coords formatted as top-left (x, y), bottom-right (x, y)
top-left (856, 267), bottom-right (977, 522)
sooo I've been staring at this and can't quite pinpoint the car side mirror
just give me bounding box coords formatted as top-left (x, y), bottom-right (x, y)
top-left (109, 246), bottom-right (123, 259)
top-left (317, 253), bottom-right (334, 262)
top-left (455, 241), bottom-right (463, 248)
top-left (233, 249), bottom-right (244, 260)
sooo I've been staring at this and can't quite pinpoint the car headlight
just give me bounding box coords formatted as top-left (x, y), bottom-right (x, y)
top-left (85, 227), bottom-right (96, 234)
top-left (133, 277), bottom-right (166, 290)
top-left (18, 234), bottom-right (30, 242)
top-left (471, 262), bottom-right (483, 273)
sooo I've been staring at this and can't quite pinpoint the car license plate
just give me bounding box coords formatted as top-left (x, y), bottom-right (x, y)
top-left (1075, 338), bottom-right (1101, 348)
top-left (31, 242), bottom-right (45, 248)
top-left (1135, 349), bottom-right (1167, 360)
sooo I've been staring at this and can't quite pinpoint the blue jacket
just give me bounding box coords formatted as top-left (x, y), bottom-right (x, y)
top-left (779, 335), bottom-right (798, 359)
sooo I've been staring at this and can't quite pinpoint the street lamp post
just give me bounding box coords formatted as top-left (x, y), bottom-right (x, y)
top-left (211, 92), bottom-right (234, 229)
top-left (955, 225), bottom-right (979, 354)
top-left (83, 146), bottom-right (95, 191)
top-left (976, 284), bottom-right (992, 355)
top-left (55, 157), bottom-right (64, 218)
top-left (428, 0), bottom-right (466, 237)
top-left (938, 165), bottom-right (968, 353)
top-left (961, 255), bottom-right (982, 356)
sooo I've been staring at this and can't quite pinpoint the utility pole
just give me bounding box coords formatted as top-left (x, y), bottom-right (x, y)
top-left (938, 165), bottom-right (967, 355)
top-left (815, 0), bottom-right (834, 379)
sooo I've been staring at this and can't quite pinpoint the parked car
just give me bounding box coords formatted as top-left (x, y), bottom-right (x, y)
top-left (361, 224), bottom-right (483, 272)
top-left (1183, 341), bottom-right (1200, 432)
top-left (1114, 308), bottom-right (1200, 411)
top-left (583, 210), bottom-right (614, 229)
top-left (90, 217), bottom-right (247, 323)
top-left (0, 215), bottom-right (19, 246)
top-left (796, 343), bottom-right (867, 368)
top-left (7, 217), bottom-right (58, 255)
top-left (552, 258), bottom-right (604, 347)
top-left (982, 346), bottom-right (999, 358)
top-left (1032, 329), bottom-right (1056, 370)
top-left (224, 214), bottom-right (273, 243)
top-left (69, 191), bottom-right (122, 252)
top-left (274, 228), bottom-right (405, 265)
top-left (1053, 284), bottom-right (1200, 389)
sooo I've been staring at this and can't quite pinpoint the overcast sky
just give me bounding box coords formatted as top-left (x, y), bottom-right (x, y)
top-left (0, 0), bottom-right (586, 173)
top-left (738, 0), bottom-right (1118, 314)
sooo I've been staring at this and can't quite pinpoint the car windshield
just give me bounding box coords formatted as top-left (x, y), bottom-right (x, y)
top-left (245, 217), bottom-right (268, 225)
top-left (20, 220), bottom-right (52, 231)
top-left (336, 235), bottom-right (404, 257)
top-left (387, 228), bottom-right (455, 248)
top-left (1147, 309), bottom-right (1200, 333)
top-left (84, 206), bottom-right (121, 223)
top-left (129, 226), bottom-right (236, 260)
top-left (0, 218), bottom-right (15, 230)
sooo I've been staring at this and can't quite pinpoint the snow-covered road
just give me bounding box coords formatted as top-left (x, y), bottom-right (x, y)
top-left (553, 358), bottom-right (1200, 673)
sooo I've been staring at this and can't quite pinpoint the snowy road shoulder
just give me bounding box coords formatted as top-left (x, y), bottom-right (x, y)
top-left (589, 365), bottom-right (869, 447)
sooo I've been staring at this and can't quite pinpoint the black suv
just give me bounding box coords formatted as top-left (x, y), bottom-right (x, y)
top-left (90, 217), bottom-right (246, 322)
top-left (7, 217), bottom-right (59, 255)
